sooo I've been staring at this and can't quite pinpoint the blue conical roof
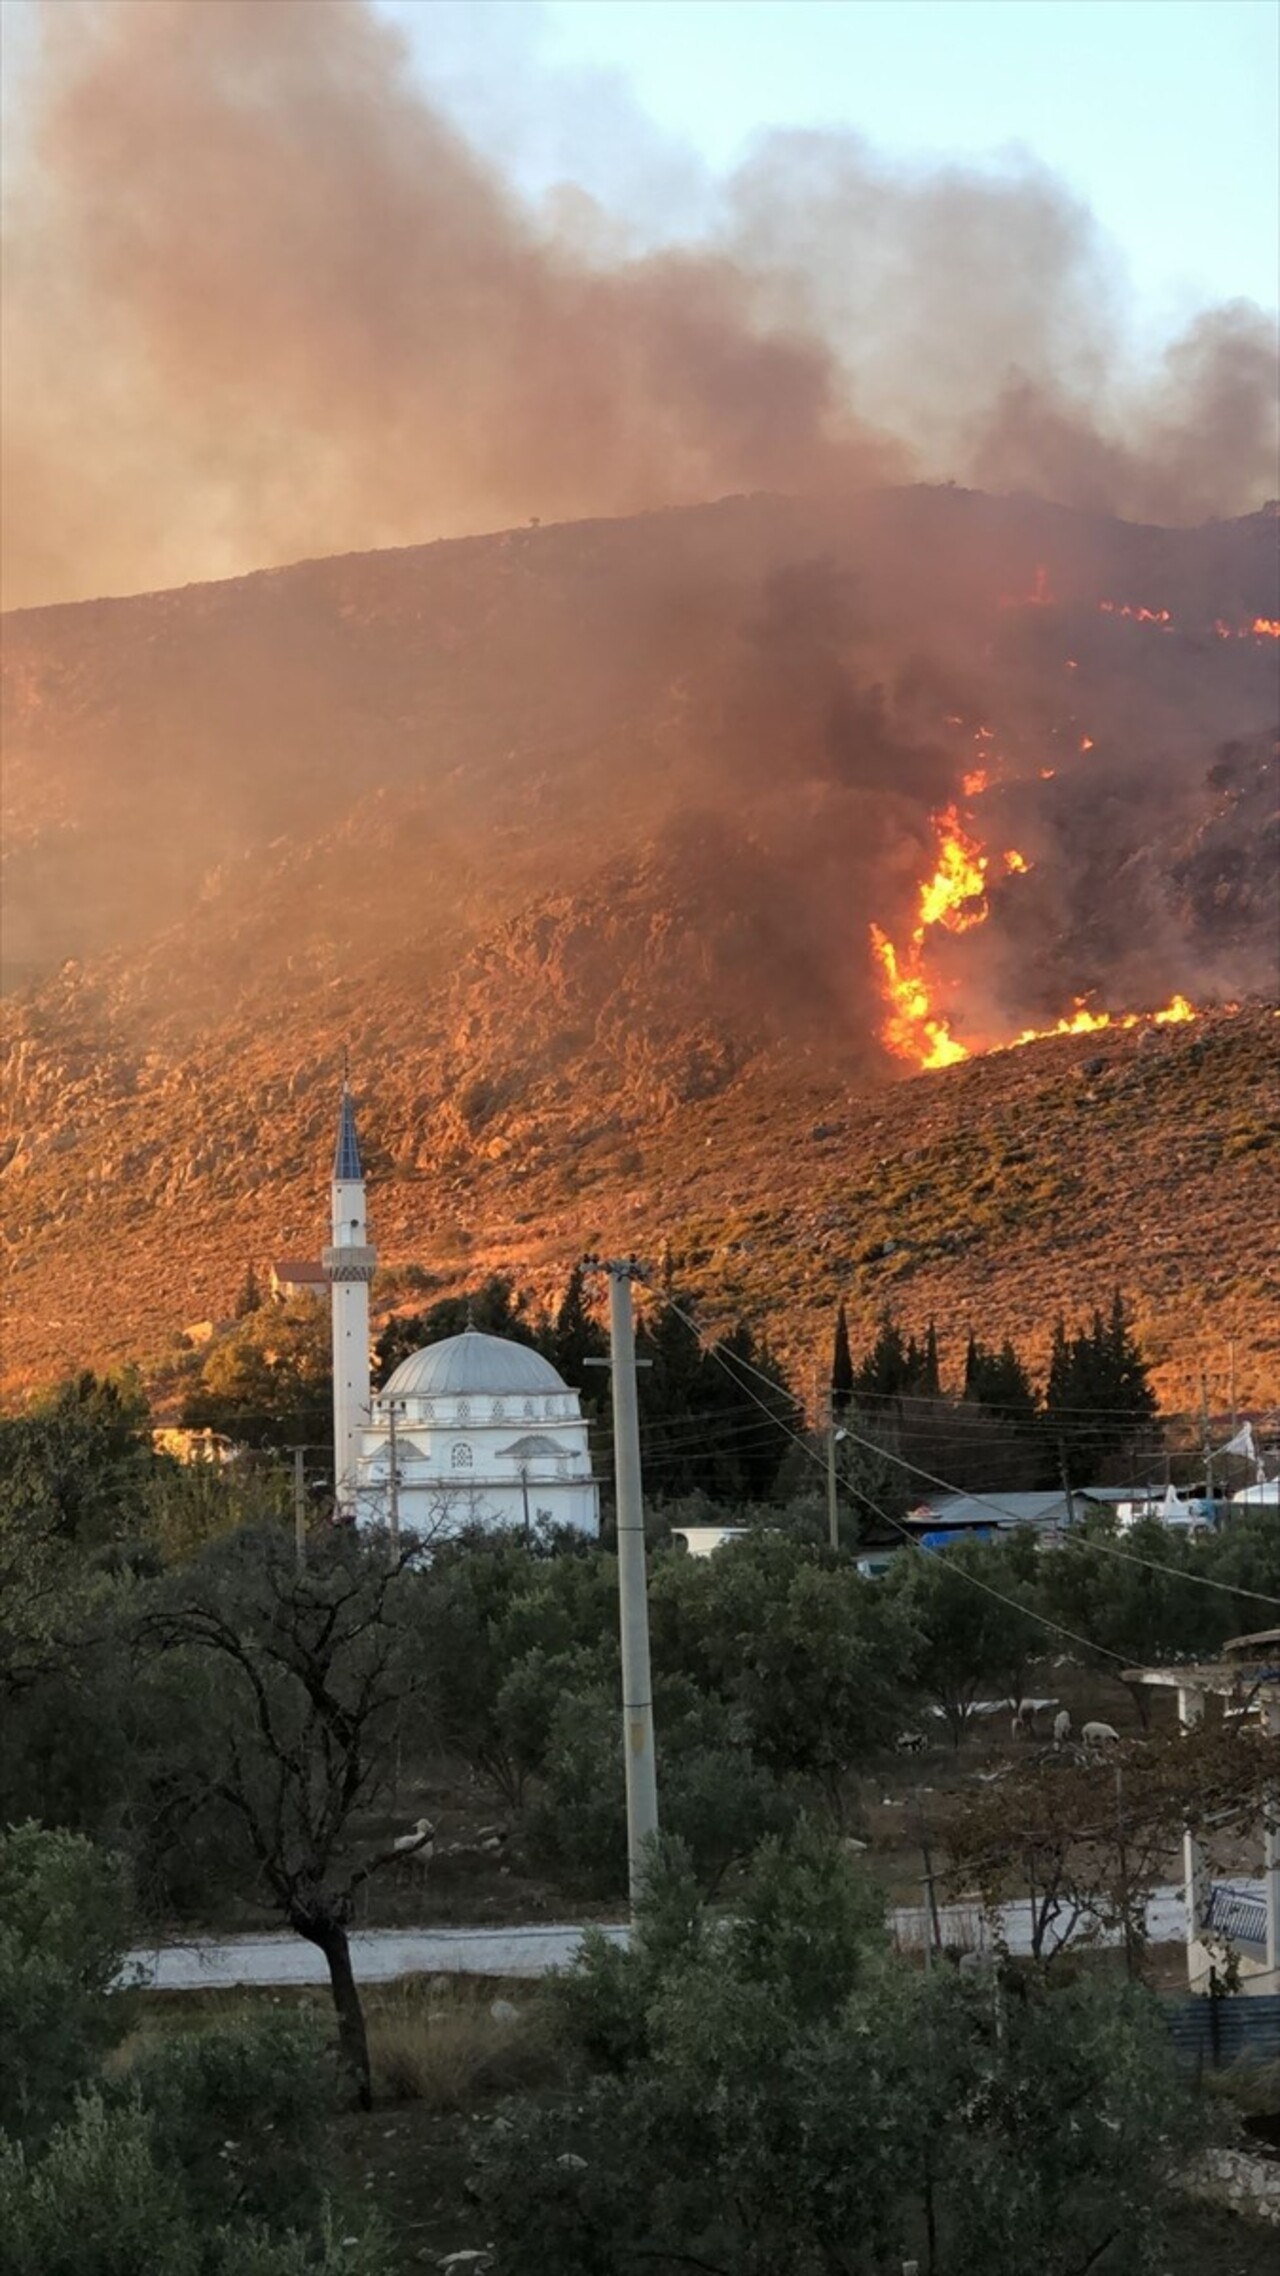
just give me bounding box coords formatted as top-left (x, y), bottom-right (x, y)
top-left (333, 1087), bottom-right (363, 1182)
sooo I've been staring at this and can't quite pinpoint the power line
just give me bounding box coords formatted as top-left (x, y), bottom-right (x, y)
top-left (662, 1299), bottom-right (1157, 1675)
top-left (663, 1298), bottom-right (1280, 1623)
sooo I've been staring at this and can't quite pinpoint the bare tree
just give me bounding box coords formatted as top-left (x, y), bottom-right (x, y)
top-left (135, 1524), bottom-right (431, 2105)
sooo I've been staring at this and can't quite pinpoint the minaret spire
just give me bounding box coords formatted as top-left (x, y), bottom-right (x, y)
top-left (322, 1076), bottom-right (376, 1519)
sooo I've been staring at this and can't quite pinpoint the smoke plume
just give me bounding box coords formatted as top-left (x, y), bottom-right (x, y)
top-left (2, 0), bottom-right (1276, 608)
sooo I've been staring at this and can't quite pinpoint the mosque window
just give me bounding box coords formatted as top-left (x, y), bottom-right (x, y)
top-left (523, 1401), bottom-right (535, 1420)
top-left (451, 1443), bottom-right (473, 1470)
top-left (491, 1399), bottom-right (506, 1420)
top-left (457, 1399), bottom-right (470, 1422)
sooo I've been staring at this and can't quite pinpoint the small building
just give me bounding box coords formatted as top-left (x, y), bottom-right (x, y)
top-left (1126, 1634), bottom-right (1280, 1997)
top-left (152, 1426), bottom-right (237, 1465)
top-left (356, 1328), bottom-right (598, 1541)
top-left (271, 1258), bottom-right (329, 1303)
top-left (670, 1526), bottom-right (752, 1558)
top-left (905, 1490), bottom-right (1095, 1539)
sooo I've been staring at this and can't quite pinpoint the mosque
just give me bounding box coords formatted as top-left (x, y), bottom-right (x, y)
top-left (322, 1085), bottom-right (598, 1540)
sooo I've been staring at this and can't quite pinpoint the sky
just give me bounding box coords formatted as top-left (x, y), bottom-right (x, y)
top-left (381, 0), bottom-right (1280, 334)
top-left (1, 0), bottom-right (1275, 609)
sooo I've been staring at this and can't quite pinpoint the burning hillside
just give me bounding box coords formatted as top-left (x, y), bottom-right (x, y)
top-left (1, 486), bottom-right (1277, 1401)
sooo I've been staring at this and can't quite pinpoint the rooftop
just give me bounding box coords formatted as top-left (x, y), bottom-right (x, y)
top-left (382, 1328), bottom-right (568, 1402)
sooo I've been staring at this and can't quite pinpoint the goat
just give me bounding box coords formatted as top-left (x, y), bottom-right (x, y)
top-left (1080, 1720), bottom-right (1120, 1747)
top-left (1053, 1709), bottom-right (1072, 1748)
top-left (895, 1731), bottom-right (927, 1756)
top-left (1010, 1699), bottom-right (1037, 1741)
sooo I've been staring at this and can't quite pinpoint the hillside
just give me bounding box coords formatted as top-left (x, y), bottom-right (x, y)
top-left (1, 487), bottom-right (1277, 1409)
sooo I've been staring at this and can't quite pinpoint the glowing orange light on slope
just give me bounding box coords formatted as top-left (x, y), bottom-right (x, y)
top-left (1153, 994), bottom-right (1195, 1024)
top-left (1251, 617), bottom-right (1280, 638)
top-left (1100, 600), bottom-right (1172, 627)
top-left (962, 768), bottom-right (990, 797)
top-left (871, 802), bottom-right (1031, 1069)
top-left (869, 926), bottom-right (969, 1069)
top-left (918, 805), bottom-right (989, 931)
top-left (1003, 849), bottom-right (1029, 874)
top-left (1010, 994), bottom-right (1197, 1048)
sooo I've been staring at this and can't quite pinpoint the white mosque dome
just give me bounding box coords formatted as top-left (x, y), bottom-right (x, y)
top-left (382, 1327), bottom-right (569, 1402)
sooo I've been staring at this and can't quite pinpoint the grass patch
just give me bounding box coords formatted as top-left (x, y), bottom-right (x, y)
top-left (368, 1978), bottom-right (561, 2112)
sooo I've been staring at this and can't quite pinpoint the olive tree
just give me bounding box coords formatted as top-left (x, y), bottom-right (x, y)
top-left (135, 1525), bottom-right (431, 2106)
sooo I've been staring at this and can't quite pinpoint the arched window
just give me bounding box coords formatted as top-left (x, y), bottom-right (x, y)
top-left (491, 1399), bottom-right (506, 1420)
top-left (523, 1400), bottom-right (535, 1420)
top-left (457, 1398), bottom-right (470, 1423)
top-left (451, 1442), bottom-right (473, 1470)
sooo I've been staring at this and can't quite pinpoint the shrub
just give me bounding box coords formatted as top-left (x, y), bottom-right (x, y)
top-left (128, 2011), bottom-right (337, 2239)
top-left (0, 1823), bottom-right (132, 2147)
top-left (0, 2093), bottom-right (196, 2276)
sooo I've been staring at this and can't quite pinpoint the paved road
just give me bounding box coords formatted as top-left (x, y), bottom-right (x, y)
top-left (124, 1922), bottom-right (626, 1991)
top-left (123, 1879), bottom-right (1255, 1992)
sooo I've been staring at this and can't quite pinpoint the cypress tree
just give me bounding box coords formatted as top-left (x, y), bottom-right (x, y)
top-left (831, 1302), bottom-right (854, 1416)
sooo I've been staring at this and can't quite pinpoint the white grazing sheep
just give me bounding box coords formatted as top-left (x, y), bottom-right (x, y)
top-left (1053, 1709), bottom-right (1072, 1747)
top-left (1081, 1721), bottom-right (1120, 1747)
top-left (393, 1817), bottom-right (435, 1882)
top-left (1011, 1699), bottom-right (1037, 1741)
top-left (895, 1731), bottom-right (927, 1755)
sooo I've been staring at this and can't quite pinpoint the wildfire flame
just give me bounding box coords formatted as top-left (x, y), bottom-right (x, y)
top-left (1105, 599), bottom-right (1276, 641)
top-left (870, 789), bottom-right (1199, 1069)
top-left (918, 805), bottom-right (989, 930)
top-left (869, 925), bottom-right (969, 1070)
top-left (870, 802), bottom-right (1034, 1069)
top-left (1100, 600), bottom-right (1172, 627)
top-left (1011, 994), bottom-right (1196, 1047)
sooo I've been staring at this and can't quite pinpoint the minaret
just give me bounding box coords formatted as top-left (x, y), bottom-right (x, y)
top-left (322, 1082), bottom-right (376, 1516)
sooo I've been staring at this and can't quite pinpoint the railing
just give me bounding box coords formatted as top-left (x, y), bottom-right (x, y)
top-left (1203, 1882), bottom-right (1269, 1951)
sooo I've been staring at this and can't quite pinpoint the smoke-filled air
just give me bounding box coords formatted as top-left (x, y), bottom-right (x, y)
top-left (2, 0), bottom-right (1277, 611)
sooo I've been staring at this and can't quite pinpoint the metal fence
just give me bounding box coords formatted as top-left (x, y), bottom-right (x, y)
top-left (1165, 1993), bottom-right (1280, 2067)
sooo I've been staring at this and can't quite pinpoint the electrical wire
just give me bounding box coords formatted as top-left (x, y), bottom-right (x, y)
top-left (662, 1297), bottom-right (1280, 1625)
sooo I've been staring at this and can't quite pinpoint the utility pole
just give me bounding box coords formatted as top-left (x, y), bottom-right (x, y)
top-left (386, 1397), bottom-right (402, 1562)
top-left (292, 1446), bottom-right (307, 1571)
top-left (1200, 1370), bottom-right (1214, 1505)
top-left (1057, 1438), bottom-right (1076, 1531)
top-left (1228, 1339), bottom-right (1238, 1436)
top-left (585, 1256), bottom-right (659, 1911)
top-left (826, 1404), bottom-right (840, 1551)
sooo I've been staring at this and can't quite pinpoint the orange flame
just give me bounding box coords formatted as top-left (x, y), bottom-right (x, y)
top-left (1251, 617), bottom-right (1280, 638)
top-left (1100, 600), bottom-right (1172, 627)
top-left (869, 925), bottom-right (969, 1069)
top-left (961, 767), bottom-right (990, 797)
top-left (1011, 994), bottom-right (1197, 1048)
top-left (1003, 849), bottom-right (1029, 874)
top-left (871, 803), bottom-right (1034, 1068)
top-left (918, 805), bottom-right (989, 931)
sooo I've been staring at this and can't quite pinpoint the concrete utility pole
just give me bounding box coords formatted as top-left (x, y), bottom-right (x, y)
top-left (825, 1402), bottom-right (847, 1551)
top-left (386, 1397), bottom-right (402, 1562)
top-left (1200, 1370), bottom-right (1214, 1504)
top-left (585, 1256), bottom-right (659, 1910)
top-left (293, 1446), bottom-right (307, 1571)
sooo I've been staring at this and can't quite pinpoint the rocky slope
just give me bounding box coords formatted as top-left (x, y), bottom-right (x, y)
top-left (1, 488), bottom-right (1276, 1410)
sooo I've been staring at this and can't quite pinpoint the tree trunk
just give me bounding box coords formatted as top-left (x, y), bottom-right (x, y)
top-left (298, 1912), bottom-right (372, 2109)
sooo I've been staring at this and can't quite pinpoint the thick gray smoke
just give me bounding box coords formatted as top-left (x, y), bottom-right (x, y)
top-left (2, 0), bottom-right (1276, 608)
